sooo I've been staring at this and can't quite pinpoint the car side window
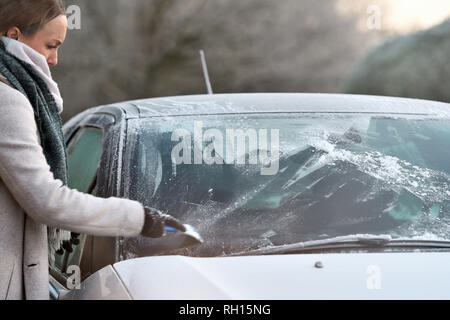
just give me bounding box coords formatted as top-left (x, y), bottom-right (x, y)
top-left (53, 126), bottom-right (103, 273)
top-left (67, 127), bottom-right (104, 193)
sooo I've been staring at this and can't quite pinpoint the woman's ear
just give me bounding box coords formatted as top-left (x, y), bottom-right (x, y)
top-left (6, 27), bottom-right (22, 41)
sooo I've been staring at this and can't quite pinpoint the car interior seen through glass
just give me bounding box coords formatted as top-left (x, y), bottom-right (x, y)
top-left (122, 114), bottom-right (450, 258)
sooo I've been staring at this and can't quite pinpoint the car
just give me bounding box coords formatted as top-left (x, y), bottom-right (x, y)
top-left (49, 93), bottom-right (450, 300)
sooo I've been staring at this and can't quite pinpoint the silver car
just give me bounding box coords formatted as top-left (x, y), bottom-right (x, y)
top-left (50, 93), bottom-right (450, 300)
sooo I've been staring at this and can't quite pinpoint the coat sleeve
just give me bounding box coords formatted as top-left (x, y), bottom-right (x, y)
top-left (0, 84), bottom-right (145, 237)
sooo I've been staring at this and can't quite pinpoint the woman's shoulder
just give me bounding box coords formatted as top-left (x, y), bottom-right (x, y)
top-left (0, 79), bottom-right (40, 142)
top-left (0, 80), bottom-right (32, 110)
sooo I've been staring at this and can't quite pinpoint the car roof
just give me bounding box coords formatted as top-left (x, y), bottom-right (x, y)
top-left (78, 93), bottom-right (450, 121)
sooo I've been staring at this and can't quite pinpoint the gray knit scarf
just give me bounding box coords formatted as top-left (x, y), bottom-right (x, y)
top-left (0, 41), bottom-right (71, 266)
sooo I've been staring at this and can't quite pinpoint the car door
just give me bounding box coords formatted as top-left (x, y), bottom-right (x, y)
top-left (50, 113), bottom-right (118, 299)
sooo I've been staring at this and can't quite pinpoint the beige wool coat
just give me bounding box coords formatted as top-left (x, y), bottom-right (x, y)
top-left (0, 75), bottom-right (145, 300)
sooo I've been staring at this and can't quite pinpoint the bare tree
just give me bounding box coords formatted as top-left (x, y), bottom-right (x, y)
top-left (55, 0), bottom-right (385, 121)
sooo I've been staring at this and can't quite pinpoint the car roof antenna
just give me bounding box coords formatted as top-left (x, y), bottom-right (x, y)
top-left (199, 50), bottom-right (214, 95)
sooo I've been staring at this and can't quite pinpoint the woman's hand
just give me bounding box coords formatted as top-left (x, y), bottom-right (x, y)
top-left (141, 207), bottom-right (186, 238)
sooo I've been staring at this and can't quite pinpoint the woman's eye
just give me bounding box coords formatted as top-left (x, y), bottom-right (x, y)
top-left (47, 45), bottom-right (57, 49)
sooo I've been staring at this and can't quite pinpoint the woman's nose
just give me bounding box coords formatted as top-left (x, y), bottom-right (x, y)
top-left (47, 51), bottom-right (58, 66)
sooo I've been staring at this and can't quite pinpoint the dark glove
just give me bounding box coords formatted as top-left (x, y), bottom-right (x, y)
top-left (141, 207), bottom-right (186, 238)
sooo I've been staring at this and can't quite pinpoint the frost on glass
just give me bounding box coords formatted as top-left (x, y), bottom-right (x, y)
top-left (122, 114), bottom-right (450, 258)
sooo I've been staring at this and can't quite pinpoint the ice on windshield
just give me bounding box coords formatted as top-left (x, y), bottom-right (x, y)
top-left (122, 113), bottom-right (450, 257)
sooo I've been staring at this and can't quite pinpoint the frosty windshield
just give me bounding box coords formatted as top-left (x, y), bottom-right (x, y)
top-left (122, 113), bottom-right (450, 257)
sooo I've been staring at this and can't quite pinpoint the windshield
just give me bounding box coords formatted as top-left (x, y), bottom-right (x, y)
top-left (121, 113), bottom-right (450, 258)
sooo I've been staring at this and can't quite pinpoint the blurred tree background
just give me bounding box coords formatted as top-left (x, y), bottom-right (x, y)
top-left (53, 0), bottom-right (450, 122)
top-left (344, 18), bottom-right (450, 102)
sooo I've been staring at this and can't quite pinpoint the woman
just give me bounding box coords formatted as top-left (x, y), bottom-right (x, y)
top-left (0, 0), bottom-right (185, 300)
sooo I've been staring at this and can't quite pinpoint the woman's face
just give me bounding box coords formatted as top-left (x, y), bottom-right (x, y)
top-left (9, 15), bottom-right (67, 67)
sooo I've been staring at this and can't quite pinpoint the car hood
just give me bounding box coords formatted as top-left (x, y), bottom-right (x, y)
top-left (112, 251), bottom-right (450, 299)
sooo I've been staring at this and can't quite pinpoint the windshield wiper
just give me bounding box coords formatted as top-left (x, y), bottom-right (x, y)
top-left (233, 234), bottom-right (450, 255)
